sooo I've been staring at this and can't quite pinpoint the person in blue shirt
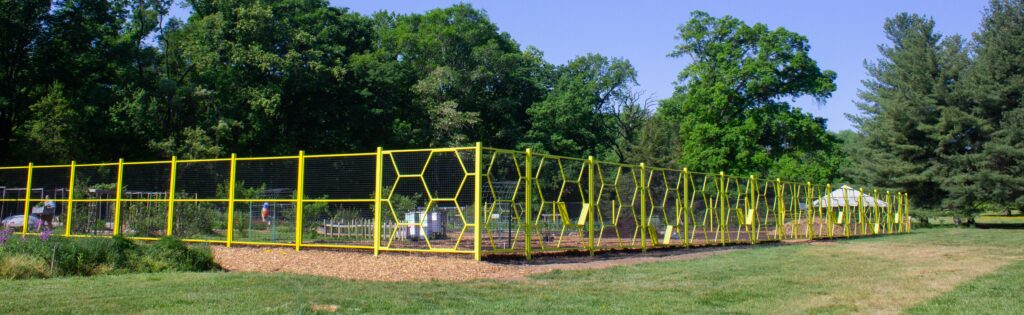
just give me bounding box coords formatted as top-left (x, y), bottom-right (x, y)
top-left (42, 195), bottom-right (56, 229)
top-left (261, 202), bottom-right (271, 225)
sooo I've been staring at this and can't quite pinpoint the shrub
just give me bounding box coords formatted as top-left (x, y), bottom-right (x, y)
top-left (136, 237), bottom-right (217, 272)
top-left (0, 254), bottom-right (50, 279)
top-left (0, 235), bottom-right (219, 279)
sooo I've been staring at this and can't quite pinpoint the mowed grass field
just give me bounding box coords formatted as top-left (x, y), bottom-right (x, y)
top-left (2, 228), bottom-right (1022, 314)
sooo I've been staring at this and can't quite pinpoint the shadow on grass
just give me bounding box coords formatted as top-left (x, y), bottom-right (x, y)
top-left (975, 223), bottom-right (1024, 229)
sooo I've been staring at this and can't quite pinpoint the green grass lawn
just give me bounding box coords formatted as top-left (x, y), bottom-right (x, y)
top-left (1, 228), bottom-right (1022, 314)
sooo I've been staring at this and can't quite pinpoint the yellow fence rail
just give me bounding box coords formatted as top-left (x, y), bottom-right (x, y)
top-left (0, 143), bottom-right (910, 260)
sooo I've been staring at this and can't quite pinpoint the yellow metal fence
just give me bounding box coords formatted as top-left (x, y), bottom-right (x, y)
top-left (0, 143), bottom-right (910, 260)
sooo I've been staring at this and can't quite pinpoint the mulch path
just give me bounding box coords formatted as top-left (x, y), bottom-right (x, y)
top-left (211, 245), bottom-right (738, 282)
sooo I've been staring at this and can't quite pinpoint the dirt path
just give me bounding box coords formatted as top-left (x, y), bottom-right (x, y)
top-left (211, 246), bottom-right (737, 282)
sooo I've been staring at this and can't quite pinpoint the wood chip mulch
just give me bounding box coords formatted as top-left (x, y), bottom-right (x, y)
top-left (211, 246), bottom-right (734, 282)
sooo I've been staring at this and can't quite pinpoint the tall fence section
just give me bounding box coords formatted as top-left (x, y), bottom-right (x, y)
top-left (0, 144), bottom-right (911, 260)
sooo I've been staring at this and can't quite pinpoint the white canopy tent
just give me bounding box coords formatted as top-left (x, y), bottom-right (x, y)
top-left (812, 185), bottom-right (888, 208)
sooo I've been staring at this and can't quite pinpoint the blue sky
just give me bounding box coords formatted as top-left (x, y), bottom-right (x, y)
top-left (332, 0), bottom-right (989, 131)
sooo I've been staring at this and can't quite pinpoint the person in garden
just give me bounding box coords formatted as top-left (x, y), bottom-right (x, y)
top-left (261, 202), bottom-right (271, 225)
top-left (42, 195), bottom-right (56, 230)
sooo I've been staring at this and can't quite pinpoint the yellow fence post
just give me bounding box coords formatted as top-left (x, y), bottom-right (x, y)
top-left (639, 163), bottom-right (647, 252)
top-left (227, 154), bottom-right (236, 247)
top-left (65, 161), bottom-right (76, 237)
top-left (112, 159), bottom-right (124, 236)
top-left (524, 148), bottom-right (533, 260)
top-left (747, 175), bottom-right (755, 244)
top-left (825, 183), bottom-right (832, 238)
top-left (885, 190), bottom-right (892, 234)
top-left (719, 171), bottom-right (726, 245)
top-left (473, 142), bottom-right (483, 261)
top-left (806, 182), bottom-right (813, 240)
top-left (373, 147), bottom-right (383, 256)
top-left (857, 188), bottom-right (865, 235)
top-left (682, 168), bottom-right (690, 246)
top-left (166, 156), bottom-right (177, 237)
top-left (295, 151), bottom-right (305, 251)
top-left (776, 178), bottom-right (783, 241)
top-left (21, 163), bottom-right (33, 236)
top-left (904, 192), bottom-right (911, 233)
top-left (587, 156), bottom-right (595, 256)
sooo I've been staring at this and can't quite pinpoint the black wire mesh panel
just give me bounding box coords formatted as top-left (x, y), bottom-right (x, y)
top-left (299, 202), bottom-right (374, 247)
top-left (0, 168), bottom-right (28, 223)
top-left (686, 172), bottom-right (712, 245)
top-left (300, 154), bottom-right (377, 247)
top-left (235, 158), bottom-right (298, 195)
top-left (0, 168), bottom-right (28, 193)
top-left (30, 167), bottom-right (71, 199)
top-left (68, 165), bottom-right (117, 236)
top-left (645, 169), bottom-right (669, 247)
top-left (304, 155), bottom-right (376, 200)
top-left (121, 163), bottom-right (172, 196)
top-left (73, 165), bottom-right (118, 200)
top-left (119, 199), bottom-right (168, 238)
top-left (482, 149), bottom-right (527, 253)
top-left (173, 201), bottom-right (229, 242)
top-left (119, 163), bottom-right (172, 238)
top-left (69, 200), bottom-right (115, 236)
top-left (175, 161), bottom-right (230, 200)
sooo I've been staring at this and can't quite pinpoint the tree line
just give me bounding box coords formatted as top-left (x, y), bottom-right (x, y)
top-left (847, 1), bottom-right (1024, 223)
top-left (1, 0), bottom-right (1021, 221)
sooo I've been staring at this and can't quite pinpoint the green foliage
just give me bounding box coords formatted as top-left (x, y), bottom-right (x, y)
top-left (172, 202), bottom-right (220, 238)
top-left (0, 254), bottom-right (50, 279)
top-left (661, 11), bottom-right (840, 181)
top-left (850, 2), bottom-right (1024, 221)
top-left (137, 237), bottom-right (218, 272)
top-left (0, 234), bottom-right (219, 279)
top-left (523, 54), bottom-right (637, 158)
top-left (981, 108), bottom-right (1024, 213)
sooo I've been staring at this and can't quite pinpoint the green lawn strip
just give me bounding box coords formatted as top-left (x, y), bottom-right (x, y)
top-left (0, 228), bottom-right (1019, 314)
top-left (906, 260), bottom-right (1024, 315)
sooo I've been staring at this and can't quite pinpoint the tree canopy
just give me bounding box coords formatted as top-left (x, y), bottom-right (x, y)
top-left (660, 11), bottom-right (841, 182)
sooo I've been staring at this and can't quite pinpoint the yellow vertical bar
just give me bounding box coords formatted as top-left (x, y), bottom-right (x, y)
top-left (885, 190), bottom-right (892, 234)
top-left (524, 148), bottom-right (533, 260)
top-left (872, 189), bottom-right (880, 234)
top-left (748, 175), bottom-right (755, 244)
top-left (587, 156), bottom-right (595, 255)
top-left (683, 168), bottom-right (690, 246)
top-left (904, 192), bottom-right (911, 232)
top-left (473, 142), bottom-right (483, 261)
top-left (806, 182), bottom-right (813, 240)
top-left (719, 172), bottom-right (726, 245)
top-left (226, 154), bottom-right (236, 247)
top-left (776, 178), bottom-right (783, 241)
top-left (21, 163), bottom-right (34, 235)
top-left (295, 151), bottom-right (305, 251)
top-left (65, 161), bottom-right (76, 237)
top-left (112, 159), bottom-right (124, 236)
top-left (858, 188), bottom-right (866, 235)
top-left (825, 183), bottom-right (833, 238)
top-left (373, 147), bottom-right (383, 256)
top-left (640, 163), bottom-right (647, 252)
top-left (166, 156), bottom-right (177, 236)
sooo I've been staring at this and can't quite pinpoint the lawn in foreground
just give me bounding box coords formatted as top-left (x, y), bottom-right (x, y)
top-left (1, 228), bottom-right (1021, 314)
